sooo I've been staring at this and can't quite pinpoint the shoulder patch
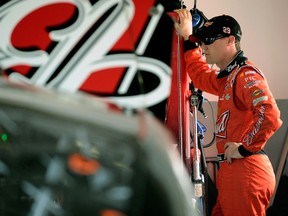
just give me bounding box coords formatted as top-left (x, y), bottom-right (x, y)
top-left (253, 96), bottom-right (268, 106)
top-left (251, 89), bottom-right (265, 97)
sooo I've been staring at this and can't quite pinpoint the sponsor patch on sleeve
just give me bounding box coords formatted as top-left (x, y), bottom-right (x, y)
top-left (245, 71), bottom-right (257, 76)
top-left (252, 96), bottom-right (268, 106)
top-left (244, 80), bottom-right (261, 88)
top-left (251, 89), bottom-right (265, 97)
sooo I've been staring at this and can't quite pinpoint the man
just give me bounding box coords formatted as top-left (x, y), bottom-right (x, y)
top-left (173, 9), bottom-right (283, 216)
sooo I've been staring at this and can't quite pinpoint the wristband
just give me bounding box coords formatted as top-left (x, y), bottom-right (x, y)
top-left (238, 145), bottom-right (253, 157)
top-left (184, 40), bottom-right (199, 51)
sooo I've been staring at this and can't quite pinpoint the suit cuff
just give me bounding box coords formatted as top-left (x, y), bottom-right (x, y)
top-left (184, 40), bottom-right (199, 52)
top-left (238, 145), bottom-right (253, 157)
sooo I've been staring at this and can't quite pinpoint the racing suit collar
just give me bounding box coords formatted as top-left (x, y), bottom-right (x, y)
top-left (217, 50), bottom-right (248, 79)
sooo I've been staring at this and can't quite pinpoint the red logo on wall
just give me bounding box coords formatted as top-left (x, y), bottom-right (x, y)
top-left (0, 0), bottom-right (175, 120)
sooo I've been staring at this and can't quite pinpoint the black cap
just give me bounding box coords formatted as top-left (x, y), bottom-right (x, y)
top-left (196, 15), bottom-right (242, 45)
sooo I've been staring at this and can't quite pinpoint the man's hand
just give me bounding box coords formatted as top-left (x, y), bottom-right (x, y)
top-left (224, 142), bottom-right (244, 164)
top-left (173, 9), bottom-right (193, 40)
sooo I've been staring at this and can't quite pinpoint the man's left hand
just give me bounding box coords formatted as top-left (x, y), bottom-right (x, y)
top-left (173, 9), bottom-right (193, 40)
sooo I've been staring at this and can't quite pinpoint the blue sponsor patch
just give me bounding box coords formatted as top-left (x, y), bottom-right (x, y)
top-left (253, 96), bottom-right (268, 106)
top-left (244, 80), bottom-right (261, 88)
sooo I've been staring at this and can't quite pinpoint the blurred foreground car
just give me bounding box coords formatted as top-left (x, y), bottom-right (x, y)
top-left (0, 78), bottom-right (198, 216)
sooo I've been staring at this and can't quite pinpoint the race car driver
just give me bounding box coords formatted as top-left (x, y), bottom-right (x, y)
top-left (173, 9), bottom-right (283, 216)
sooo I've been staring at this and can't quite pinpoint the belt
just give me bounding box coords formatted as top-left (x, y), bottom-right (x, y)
top-left (217, 154), bottom-right (225, 162)
top-left (217, 149), bottom-right (267, 162)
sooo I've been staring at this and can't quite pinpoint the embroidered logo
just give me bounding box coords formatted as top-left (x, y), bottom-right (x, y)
top-left (253, 96), bottom-right (268, 106)
top-left (244, 76), bottom-right (256, 82)
top-left (244, 80), bottom-right (261, 88)
top-left (243, 105), bottom-right (266, 145)
top-left (226, 61), bottom-right (237, 73)
top-left (252, 89), bottom-right (264, 97)
top-left (223, 27), bottom-right (231, 34)
top-left (245, 71), bottom-right (257, 76)
top-left (204, 21), bottom-right (214, 27)
top-left (225, 94), bottom-right (230, 100)
top-left (225, 83), bottom-right (229, 90)
top-left (216, 110), bottom-right (230, 138)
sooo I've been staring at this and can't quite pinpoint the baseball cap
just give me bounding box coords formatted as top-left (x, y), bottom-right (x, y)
top-left (195, 15), bottom-right (242, 45)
